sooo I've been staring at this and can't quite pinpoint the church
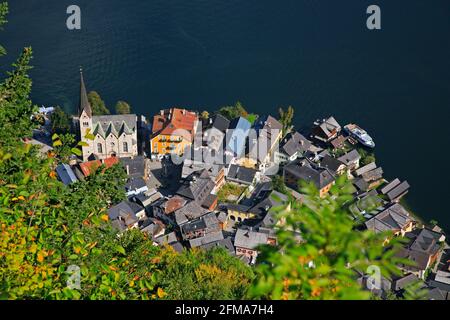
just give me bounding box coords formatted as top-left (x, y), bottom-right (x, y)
top-left (77, 70), bottom-right (138, 161)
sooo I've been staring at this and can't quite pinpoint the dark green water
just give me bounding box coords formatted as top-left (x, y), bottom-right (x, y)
top-left (2, 1), bottom-right (450, 230)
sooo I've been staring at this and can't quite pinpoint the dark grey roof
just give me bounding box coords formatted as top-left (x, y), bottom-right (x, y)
top-left (120, 156), bottom-right (145, 178)
top-left (210, 114), bottom-right (230, 132)
top-left (108, 201), bottom-right (139, 228)
top-left (386, 181), bottom-right (410, 201)
top-left (154, 232), bottom-right (178, 245)
top-left (380, 178), bottom-right (401, 195)
top-left (337, 149), bottom-right (361, 165)
top-left (227, 165), bottom-right (257, 185)
top-left (78, 69), bottom-right (92, 116)
top-left (284, 161), bottom-right (335, 189)
top-left (319, 155), bottom-right (345, 173)
top-left (199, 237), bottom-right (235, 255)
top-left (125, 177), bottom-right (147, 191)
top-left (170, 241), bottom-right (185, 253)
top-left (409, 228), bottom-right (442, 256)
top-left (234, 228), bottom-right (268, 250)
top-left (92, 114), bottom-right (137, 139)
top-left (352, 177), bottom-right (369, 192)
top-left (355, 162), bottom-right (377, 176)
top-left (181, 218), bottom-right (207, 234)
top-left (362, 167), bottom-right (384, 182)
top-left (174, 201), bottom-right (209, 225)
top-left (189, 230), bottom-right (225, 248)
top-left (393, 273), bottom-right (418, 291)
top-left (365, 203), bottom-right (413, 234)
top-left (254, 115), bottom-right (283, 132)
top-left (281, 132), bottom-right (312, 157)
top-left (177, 169), bottom-right (215, 206)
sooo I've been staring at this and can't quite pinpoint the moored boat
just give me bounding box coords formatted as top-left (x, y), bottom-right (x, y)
top-left (344, 124), bottom-right (375, 148)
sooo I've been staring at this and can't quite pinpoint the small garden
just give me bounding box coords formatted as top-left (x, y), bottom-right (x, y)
top-left (217, 183), bottom-right (246, 203)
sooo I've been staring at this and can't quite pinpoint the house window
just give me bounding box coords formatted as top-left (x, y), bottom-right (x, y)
top-left (83, 122), bottom-right (89, 127)
top-left (123, 142), bottom-right (128, 153)
top-left (97, 143), bottom-right (103, 153)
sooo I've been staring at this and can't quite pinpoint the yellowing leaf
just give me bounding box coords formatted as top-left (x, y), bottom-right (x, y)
top-left (157, 287), bottom-right (166, 298)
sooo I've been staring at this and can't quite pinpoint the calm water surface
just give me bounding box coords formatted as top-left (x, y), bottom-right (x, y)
top-left (2, 0), bottom-right (450, 230)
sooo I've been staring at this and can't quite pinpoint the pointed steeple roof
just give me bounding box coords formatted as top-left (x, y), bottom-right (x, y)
top-left (79, 68), bottom-right (92, 117)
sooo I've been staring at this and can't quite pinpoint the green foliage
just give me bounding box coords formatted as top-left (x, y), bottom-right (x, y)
top-left (246, 113), bottom-right (259, 125)
top-left (155, 248), bottom-right (254, 300)
top-left (0, 2), bottom-right (7, 56)
top-left (200, 110), bottom-right (209, 120)
top-left (248, 176), bottom-right (407, 300)
top-left (271, 175), bottom-right (287, 194)
top-left (279, 106), bottom-right (294, 137)
top-left (217, 183), bottom-right (245, 203)
top-left (218, 101), bottom-right (248, 120)
top-left (0, 47), bottom-right (36, 148)
top-left (50, 106), bottom-right (72, 134)
top-left (88, 91), bottom-right (110, 115)
top-left (358, 148), bottom-right (376, 167)
top-left (115, 100), bottom-right (131, 115)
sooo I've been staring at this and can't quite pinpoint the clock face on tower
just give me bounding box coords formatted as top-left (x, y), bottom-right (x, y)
top-left (1, 1), bottom-right (450, 303)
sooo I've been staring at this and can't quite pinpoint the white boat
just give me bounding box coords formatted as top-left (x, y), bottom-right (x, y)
top-left (344, 124), bottom-right (375, 148)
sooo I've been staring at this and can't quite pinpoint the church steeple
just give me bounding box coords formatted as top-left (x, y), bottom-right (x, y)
top-left (79, 67), bottom-right (92, 117)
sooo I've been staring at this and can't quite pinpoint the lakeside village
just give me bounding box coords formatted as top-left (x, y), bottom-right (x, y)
top-left (30, 71), bottom-right (450, 300)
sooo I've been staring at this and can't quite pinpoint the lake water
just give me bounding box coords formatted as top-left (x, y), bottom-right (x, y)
top-left (2, 0), bottom-right (450, 230)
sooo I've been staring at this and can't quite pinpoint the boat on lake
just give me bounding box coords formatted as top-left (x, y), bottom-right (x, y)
top-left (344, 124), bottom-right (375, 148)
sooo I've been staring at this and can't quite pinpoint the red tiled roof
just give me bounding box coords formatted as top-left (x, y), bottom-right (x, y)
top-left (152, 108), bottom-right (198, 141)
top-left (79, 157), bottom-right (119, 177)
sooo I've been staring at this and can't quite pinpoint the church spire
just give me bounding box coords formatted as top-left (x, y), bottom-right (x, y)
top-left (79, 67), bottom-right (92, 117)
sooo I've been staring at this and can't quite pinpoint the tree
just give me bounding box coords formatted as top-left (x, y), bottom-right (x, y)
top-left (358, 148), bottom-right (376, 166)
top-left (248, 176), bottom-right (409, 300)
top-left (155, 247), bottom-right (254, 299)
top-left (271, 175), bottom-right (287, 194)
top-left (200, 110), bottom-right (210, 120)
top-left (218, 101), bottom-right (249, 120)
top-left (0, 2), bottom-right (7, 56)
top-left (88, 91), bottom-right (110, 115)
top-left (279, 106), bottom-right (294, 137)
top-left (50, 106), bottom-right (72, 134)
top-left (115, 100), bottom-right (131, 114)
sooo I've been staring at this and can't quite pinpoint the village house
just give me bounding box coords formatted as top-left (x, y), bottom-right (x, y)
top-left (380, 179), bottom-right (410, 202)
top-left (108, 201), bottom-right (144, 232)
top-left (337, 149), bottom-right (361, 172)
top-left (234, 228), bottom-right (271, 264)
top-left (150, 108), bottom-right (199, 157)
top-left (76, 70), bottom-right (138, 162)
top-left (176, 169), bottom-right (218, 211)
top-left (319, 154), bottom-right (347, 176)
top-left (181, 157), bottom-right (227, 193)
top-left (199, 237), bottom-right (236, 255)
top-left (174, 201), bottom-right (209, 226)
top-left (152, 195), bottom-right (188, 225)
top-left (189, 230), bottom-right (225, 249)
top-left (283, 159), bottom-right (335, 197)
top-left (275, 131), bottom-right (312, 164)
top-left (396, 228), bottom-right (446, 279)
top-left (365, 203), bottom-right (416, 237)
top-left (202, 114), bottom-right (230, 152)
top-left (226, 164), bottom-right (259, 186)
top-left (311, 116), bottom-right (342, 143)
top-left (180, 212), bottom-right (221, 241)
top-left (225, 117), bottom-right (251, 158)
top-left (248, 115), bottom-right (283, 171)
